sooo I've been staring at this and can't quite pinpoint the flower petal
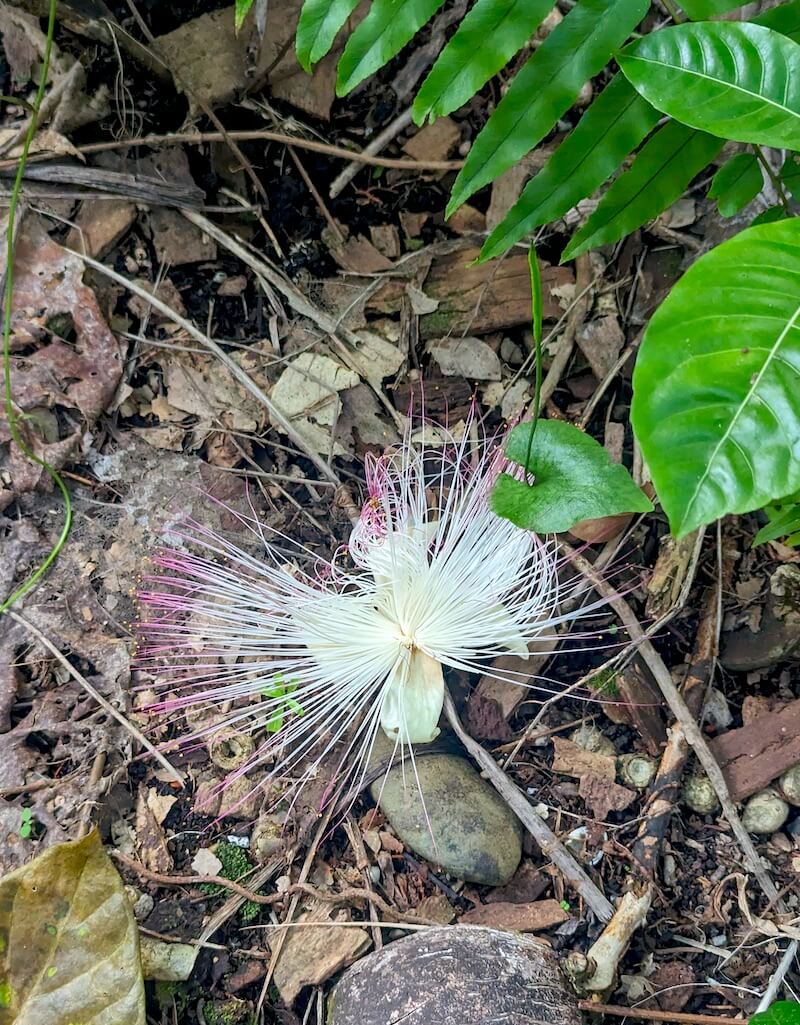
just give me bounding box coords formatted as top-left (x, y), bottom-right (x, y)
top-left (380, 649), bottom-right (444, 744)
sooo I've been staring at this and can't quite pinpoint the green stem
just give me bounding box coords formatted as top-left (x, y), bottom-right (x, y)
top-left (523, 245), bottom-right (544, 477)
top-left (660, 0), bottom-right (685, 22)
top-left (1, 0), bottom-right (73, 615)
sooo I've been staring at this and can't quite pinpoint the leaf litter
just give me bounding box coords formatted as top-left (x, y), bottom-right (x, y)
top-left (1, 0), bottom-right (799, 1021)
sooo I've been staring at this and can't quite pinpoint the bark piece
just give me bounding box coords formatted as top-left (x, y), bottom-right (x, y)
top-left (709, 696), bottom-right (800, 802)
top-left (460, 899), bottom-right (569, 932)
top-left (552, 737), bottom-right (615, 781)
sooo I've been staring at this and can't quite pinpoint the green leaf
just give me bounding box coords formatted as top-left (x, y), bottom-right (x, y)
top-left (708, 152), bottom-right (763, 216)
top-left (751, 1003), bottom-right (800, 1025)
top-left (781, 153), bottom-right (800, 200)
top-left (631, 218), bottom-right (800, 538)
top-left (337, 0), bottom-right (447, 95)
top-left (678, 0), bottom-right (743, 20)
top-left (0, 831), bottom-right (145, 1025)
top-left (413, 0), bottom-right (554, 124)
top-left (447, 0), bottom-right (649, 215)
top-left (491, 419), bottom-right (653, 533)
top-left (235, 0), bottom-right (254, 32)
top-left (618, 23), bottom-right (800, 150)
top-left (751, 204), bottom-right (787, 225)
top-left (480, 75), bottom-right (661, 262)
top-left (753, 492), bottom-right (800, 547)
top-left (296, 0), bottom-right (361, 70)
top-left (752, 0), bottom-right (800, 44)
top-left (563, 121), bottom-right (723, 261)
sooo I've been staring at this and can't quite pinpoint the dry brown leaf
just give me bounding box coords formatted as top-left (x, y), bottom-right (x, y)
top-left (551, 737), bottom-right (616, 781)
top-left (273, 900), bottom-right (371, 1004)
top-left (403, 117), bottom-right (460, 162)
top-left (459, 899), bottom-right (569, 931)
top-left (578, 773), bottom-right (636, 818)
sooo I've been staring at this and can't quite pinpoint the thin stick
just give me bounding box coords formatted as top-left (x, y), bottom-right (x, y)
top-left (112, 850), bottom-right (438, 925)
top-left (7, 609), bottom-right (184, 785)
top-left (443, 689), bottom-right (614, 922)
top-left (578, 1001), bottom-right (745, 1024)
top-left (0, 130), bottom-right (465, 174)
top-left (755, 939), bottom-right (799, 1013)
top-left (65, 248), bottom-right (341, 485)
top-left (329, 108), bottom-right (414, 199)
top-left (562, 544), bottom-right (782, 906)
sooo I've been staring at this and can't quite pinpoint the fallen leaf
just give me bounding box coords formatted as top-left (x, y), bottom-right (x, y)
top-left (270, 351), bottom-right (360, 455)
top-left (135, 786), bottom-right (172, 873)
top-left (191, 848), bottom-right (224, 877)
top-left (403, 117), bottom-right (460, 162)
top-left (273, 900), bottom-right (371, 1004)
top-left (145, 789), bottom-right (177, 826)
top-left (146, 208), bottom-right (217, 266)
top-left (578, 773), bottom-right (636, 818)
top-left (577, 315), bottom-right (624, 380)
top-left (551, 737), bottom-right (616, 781)
top-left (460, 899), bottom-right (569, 931)
top-left (428, 337), bottom-right (502, 381)
top-left (414, 893), bottom-right (455, 923)
top-left (0, 831), bottom-right (145, 1024)
top-left (65, 200), bottom-right (137, 259)
top-left (0, 217), bottom-right (122, 506)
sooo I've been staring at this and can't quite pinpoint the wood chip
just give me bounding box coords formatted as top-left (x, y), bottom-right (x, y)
top-left (710, 697), bottom-right (800, 802)
top-left (551, 737), bottom-right (616, 781)
top-left (460, 899), bottom-right (569, 932)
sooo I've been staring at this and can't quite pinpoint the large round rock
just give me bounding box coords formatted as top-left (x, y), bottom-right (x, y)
top-left (371, 753), bottom-right (521, 885)
top-left (329, 926), bottom-right (580, 1025)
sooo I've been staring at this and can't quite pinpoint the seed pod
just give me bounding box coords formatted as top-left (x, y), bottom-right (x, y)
top-left (570, 724), bottom-right (616, 758)
top-left (742, 789), bottom-right (789, 835)
top-left (682, 773), bottom-right (719, 815)
top-left (208, 731), bottom-right (255, 772)
top-left (779, 765), bottom-right (800, 806)
top-left (619, 754), bottom-right (657, 790)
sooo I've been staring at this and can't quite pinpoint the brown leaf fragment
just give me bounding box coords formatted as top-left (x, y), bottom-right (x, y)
top-left (135, 786), bottom-right (173, 873)
top-left (403, 117), bottom-right (460, 162)
top-left (460, 899), bottom-right (569, 932)
top-left (65, 199), bottom-right (137, 259)
top-left (578, 773), bottom-right (636, 819)
top-left (551, 737), bottom-right (616, 781)
top-left (272, 900), bottom-right (371, 1004)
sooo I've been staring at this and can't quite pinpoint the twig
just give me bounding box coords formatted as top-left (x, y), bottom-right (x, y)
top-left (7, 609), bottom-right (184, 785)
top-left (329, 109), bottom-right (414, 199)
top-left (0, 131), bottom-right (465, 174)
top-left (64, 248), bottom-right (341, 485)
top-left (561, 544), bottom-right (782, 906)
top-left (632, 587), bottom-right (718, 876)
top-left (443, 688), bottom-right (614, 922)
top-left (111, 850), bottom-right (438, 925)
top-left (755, 939), bottom-right (799, 1013)
top-left (578, 1001), bottom-right (746, 1024)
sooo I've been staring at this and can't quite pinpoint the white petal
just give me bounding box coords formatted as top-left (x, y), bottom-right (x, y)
top-left (380, 648), bottom-right (444, 744)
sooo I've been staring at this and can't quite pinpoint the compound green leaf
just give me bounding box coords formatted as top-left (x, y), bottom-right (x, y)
top-left (0, 831), bottom-right (145, 1025)
top-left (708, 152), bottom-right (763, 216)
top-left (413, 0), bottom-right (554, 124)
top-left (447, 0), bottom-right (649, 214)
top-left (678, 0), bottom-right (743, 19)
top-left (296, 0), bottom-right (361, 71)
top-left (491, 419), bottom-right (653, 533)
top-left (618, 23), bottom-right (800, 150)
top-left (562, 120), bottom-right (723, 261)
top-left (781, 152), bottom-right (800, 200)
top-left (337, 0), bottom-right (447, 95)
top-left (751, 1003), bottom-right (800, 1025)
top-left (631, 218), bottom-right (800, 538)
top-left (480, 74), bottom-right (660, 262)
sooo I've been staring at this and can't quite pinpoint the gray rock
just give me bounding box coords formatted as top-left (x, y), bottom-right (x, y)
top-left (329, 926), bottom-right (580, 1025)
top-left (370, 749), bottom-right (522, 885)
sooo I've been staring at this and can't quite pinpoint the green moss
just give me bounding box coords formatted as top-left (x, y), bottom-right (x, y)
top-left (204, 996), bottom-right (255, 1025)
top-left (586, 667), bottom-right (619, 697)
top-left (199, 842), bottom-right (261, 922)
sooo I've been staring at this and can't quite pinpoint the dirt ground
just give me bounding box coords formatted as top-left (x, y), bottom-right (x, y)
top-left (1, 2), bottom-right (800, 1023)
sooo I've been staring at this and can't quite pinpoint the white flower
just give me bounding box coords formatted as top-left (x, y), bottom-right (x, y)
top-left (139, 421), bottom-right (601, 805)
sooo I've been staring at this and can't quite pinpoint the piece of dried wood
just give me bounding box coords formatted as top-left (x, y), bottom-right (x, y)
top-left (709, 697), bottom-right (800, 802)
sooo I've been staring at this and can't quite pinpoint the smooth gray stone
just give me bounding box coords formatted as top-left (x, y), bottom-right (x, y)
top-left (329, 926), bottom-right (580, 1025)
top-left (370, 748), bottom-right (522, 885)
